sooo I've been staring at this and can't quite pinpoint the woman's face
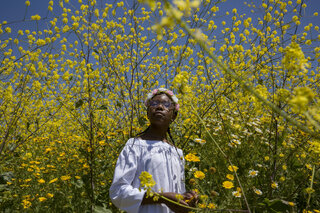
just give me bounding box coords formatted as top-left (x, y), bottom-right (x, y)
top-left (147, 93), bottom-right (176, 127)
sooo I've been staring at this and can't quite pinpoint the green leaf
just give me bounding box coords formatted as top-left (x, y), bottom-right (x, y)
top-left (138, 116), bottom-right (147, 126)
top-left (75, 99), bottom-right (84, 108)
top-left (116, 101), bottom-right (122, 108)
top-left (93, 49), bottom-right (99, 54)
top-left (97, 105), bottom-right (108, 110)
top-left (72, 179), bottom-right (84, 189)
top-left (268, 199), bottom-right (291, 212)
top-left (93, 205), bottom-right (112, 213)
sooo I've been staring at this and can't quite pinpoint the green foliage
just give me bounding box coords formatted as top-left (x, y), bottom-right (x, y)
top-left (0, 0), bottom-right (320, 212)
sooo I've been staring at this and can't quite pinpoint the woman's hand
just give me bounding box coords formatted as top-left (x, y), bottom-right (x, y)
top-left (161, 191), bottom-right (198, 213)
top-left (142, 191), bottom-right (198, 213)
top-left (160, 192), bottom-right (191, 213)
top-left (182, 191), bottom-right (198, 207)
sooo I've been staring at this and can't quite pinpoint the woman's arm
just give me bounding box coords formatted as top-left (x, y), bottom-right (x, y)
top-left (109, 141), bottom-right (146, 213)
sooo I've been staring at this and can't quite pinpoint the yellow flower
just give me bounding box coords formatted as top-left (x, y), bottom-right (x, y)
top-left (49, 178), bottom-right (58, 184)
top-left (173, 0), bottom-right (201, 16)
top-left (139, 171), bottom-right (156, 189)
top-left (198, 203), bottom-right (206, 208)
top-left (288, 202), bottom-right (295, 206)
top-left (22, 199), bottom-right (31, 209)
top-left (61, 175), bottom-right (71, 181)
top-left (226, 174), bottom-right (234, 180)
top-left (38, 197), bottom-right (47, 202)
top-left (173, 71), bottom-right (192, 94)
top-left (228, 165), bottom-right (238, 172)
top-left (280, 176), bottom-right (286, 182)
top-left (25, 0), bottom-right (30, 6)
top-left (62, 18), bottom-right (68, 24)
top-left (289, 87), bottom-right (314, 113)
top-left (207, 203), bottom-right (216, 209)
top-left (194, 171), bottom-right (205, 180)
top-left (305, 187), bottom-right (315, 194)
top-left (271, 182), bottom-right (278, 189)
top-left (185, 153), bottom-right (200, 162)
top-left (31, 15), bottom-right (41, 21)
top-left (199, 194), bottom-right (208, 201)
top-left (47, 193), bottom-right (54, 198)
top-left (38, 179), bottom-right (45, 184)
top-left (282, 42), bottom-right (309, 76)
top-left (139, 171), bottom-right (156, 198)
top-left (5, 27), bottom-right (11, 34)
top-left (222, 181), bottom-right (234, 189)
top-left (175, 194), bottom-right (184, 201)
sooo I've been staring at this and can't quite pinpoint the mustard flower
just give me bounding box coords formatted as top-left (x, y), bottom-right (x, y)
top-left (207, 203), bottom-right (216, 209)
top-left (288, 202), bottom-right (295, 206)
top-left (222, 181), bottom-right (234, 189)
top-left (228, 165), bottom-right (238, 172)
top-left (49, 178), bottom-right (58, 184)
top-left (194, 171), bottom-right (205, 180)
top-left (139, 171), bottom-right (156, 189)
top-left (38, 197), bottom-right (47, 202)
top-left (139, 171), bottom-right (156, 198)
top-left (22, 199), bottom-right (31, 208)
top-left (38, 179), bottom-right (45, 184)
top-left (61, 175), bottom-right (71, 181)
top-left (47, 193), bottom-right (54, 198)
top-left (226, 174), bottom-right (234, 180)
top-left (185, 153), bottom-right (200, 162)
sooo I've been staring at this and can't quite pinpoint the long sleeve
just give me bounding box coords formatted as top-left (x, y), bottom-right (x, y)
top-left (109, 142), bottom-right (146, 213)
top-left (110, 138), bottom-right (186, 213)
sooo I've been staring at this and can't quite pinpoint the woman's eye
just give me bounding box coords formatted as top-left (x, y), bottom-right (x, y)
top-left (164, 102), bottom-right (171, 107)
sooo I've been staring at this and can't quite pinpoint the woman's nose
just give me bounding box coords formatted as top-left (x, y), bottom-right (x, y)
top-left (156, 103), bottom-right (165, 110)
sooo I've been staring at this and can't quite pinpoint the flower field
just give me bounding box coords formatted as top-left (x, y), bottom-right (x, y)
top-left (0, 0), bottom-right (319, 212)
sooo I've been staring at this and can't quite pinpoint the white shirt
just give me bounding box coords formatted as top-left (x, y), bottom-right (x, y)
top-left (109, 137), bottom-right (186, 213)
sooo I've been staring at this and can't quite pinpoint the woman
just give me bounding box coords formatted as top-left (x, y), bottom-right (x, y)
top-left (109, 88), bottom-right (197, 213)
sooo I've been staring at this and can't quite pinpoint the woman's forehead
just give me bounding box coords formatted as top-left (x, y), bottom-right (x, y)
top-left (151, 93), bottom-right (172, 101)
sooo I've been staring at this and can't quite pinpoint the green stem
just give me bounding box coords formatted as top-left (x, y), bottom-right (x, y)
top-left (190, 104), bottom-right (251, 213)
top-left (154, 192), bottom-right (250, 212)
top-left (306, 165), bottom-right (315, 209)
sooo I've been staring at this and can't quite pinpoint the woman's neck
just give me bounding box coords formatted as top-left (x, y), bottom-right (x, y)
top-left (141, 125), bottom-right (168, 141)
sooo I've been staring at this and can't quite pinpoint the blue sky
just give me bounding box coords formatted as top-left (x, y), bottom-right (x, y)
top-left (1, 0), bottom-right (319, 28)
top-left (1, 0), bottom-right (319, 62)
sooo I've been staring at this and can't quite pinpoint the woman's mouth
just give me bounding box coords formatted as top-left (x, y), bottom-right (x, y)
top-left (154, 112), bottom-right (165, 117)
